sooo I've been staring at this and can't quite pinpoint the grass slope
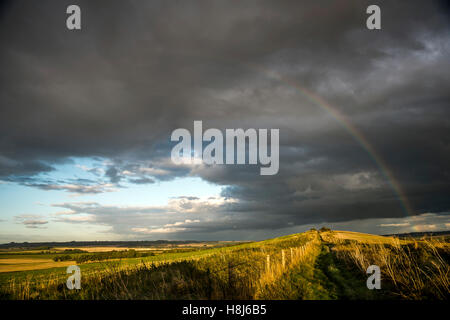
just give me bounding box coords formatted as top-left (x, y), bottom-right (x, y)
top-left (0, 229), bottom-right (448, 300)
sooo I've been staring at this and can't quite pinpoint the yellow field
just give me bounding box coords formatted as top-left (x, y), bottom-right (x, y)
top-left (0, 259), bottom-right (75, 273)
top-left (0, 242), bottom-right (242, 273)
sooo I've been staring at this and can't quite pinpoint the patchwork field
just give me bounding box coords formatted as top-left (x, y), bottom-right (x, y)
top-left (0, 229), bottom-right (448, 300)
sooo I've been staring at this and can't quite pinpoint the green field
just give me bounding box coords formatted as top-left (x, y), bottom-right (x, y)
top-left (0, 229), bottom-right (448, 300)
top-left (0, 242), bottom-right (250, 285)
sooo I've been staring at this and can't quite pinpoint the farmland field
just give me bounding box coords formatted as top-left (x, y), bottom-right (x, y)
top-left (0, 229), bottom-right (448, 300)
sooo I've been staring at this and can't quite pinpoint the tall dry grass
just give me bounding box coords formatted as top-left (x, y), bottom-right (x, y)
top-left (331, 236), bottom-right (449, 300)
top-left (254, 236), bottom-right (322, 299)
top-left (255, 237), bottom-right (321, 297)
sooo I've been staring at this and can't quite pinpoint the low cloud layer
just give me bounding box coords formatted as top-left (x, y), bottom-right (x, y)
top-left (48, 200), bottom-right (450, 240)
top-left (14, 215), bottom-right (49, 229)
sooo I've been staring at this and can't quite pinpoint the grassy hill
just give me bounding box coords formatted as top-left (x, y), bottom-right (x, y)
top-left (0, 229), bottom-right (448, 300)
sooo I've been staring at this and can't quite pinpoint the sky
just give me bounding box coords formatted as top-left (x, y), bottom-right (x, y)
top-left (0, 0), bottom-right (449, 242)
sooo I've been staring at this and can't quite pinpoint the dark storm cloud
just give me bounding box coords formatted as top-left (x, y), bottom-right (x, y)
top-left (1, 0), bottom-right (449, 237)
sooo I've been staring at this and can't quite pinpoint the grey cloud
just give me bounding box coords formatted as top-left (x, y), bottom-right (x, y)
top-left (105, 167), bottom-right (121, 184)
top-left (128, 177), bottom-right (155, 185)
top-left (14, 215), bottom-right (49, 229)
top-left (174, 196), bottom-right (200, 201)
top-left (26, 182), bottom-right (117, 194)
top-left (22, 220), bottom-right (49, 228)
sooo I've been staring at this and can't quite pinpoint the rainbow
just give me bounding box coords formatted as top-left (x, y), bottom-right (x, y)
top-left (249, 64), bottom-right (413, 217)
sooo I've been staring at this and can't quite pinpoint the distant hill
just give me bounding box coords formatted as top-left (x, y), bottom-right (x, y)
top-left (383, 230), bottom-right (450, 238)
top-left (0, 240), bottom-right (209, 249)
